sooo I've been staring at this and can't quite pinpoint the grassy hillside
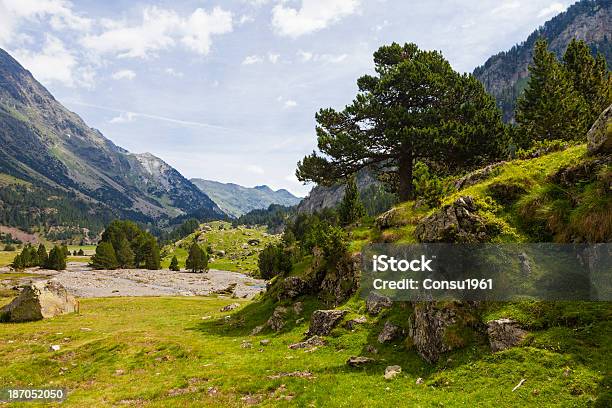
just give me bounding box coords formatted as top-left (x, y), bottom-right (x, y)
top-left (162, 221), bottom-right (280, 275)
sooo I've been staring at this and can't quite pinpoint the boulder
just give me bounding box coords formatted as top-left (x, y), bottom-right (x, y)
top-left (454, 162), bottom-right (505, 190)
top-left (267, 306), bottom-right (288, 332)
top-left (375, 207), bottom-right (407, 230)
top-left (384, 365), bottom-right (401, 380)
top-left (318, 253), bottom-right (361, 306)
top-left (278, 277), bottom-right (310, 300)
top-left (0, 281), bottom-right (78, 322)
top-left (220, 303), bottom-right (240, 312)
top-left (247, 239), bottom-right (260, 246)
top-left (347, 356), bottom-right (375, 367)
top-left (288, 335), bottom-right (326, 350)
top-left (345, 316), bottom-right (367, 330)
top-left (486, 318), bottom-right (528, 352)
top-left (377, 321), bottom-right (403, 343)
top-left (415, 196), bottom-right (500, 243)
top-left (366, 292), bottom-right (392, 315)
top-left (306, 310), bottom-right (348, 336)
top-left (587, 104), bottom-right (612, 156)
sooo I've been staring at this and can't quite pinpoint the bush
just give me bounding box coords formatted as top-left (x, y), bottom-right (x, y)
top-left (413, 162), bottom-right (454, 208)
top-left (3, 244), bottom-right (15, 251)
top-left (516, 139), bottom-right (570, 159)
top-left (169, 255), bottom-right (180, 271)
top-left (258, 243), bottom-right (292, 279)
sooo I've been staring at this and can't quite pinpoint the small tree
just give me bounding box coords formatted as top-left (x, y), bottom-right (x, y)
top-left (258, 243), bottom-right (292, 279)
top-left (36, 244), bottom-right (48, 267)
top-left (90, 242), bottom-right (118, 269)
top-left (185, 243), bottom-right (208, 273)
top-left (45, 246), bottom-right (67, 271)
top-left (140, 237), bottom-right (160, 270)
top-left (115, 236), bottom-right (135, 269)
top-left (77, 249), bottom-right (85, 256)
top-left (169, 255), bottom-right (180, 271)
top-left (338, 176), bottom-right (366, 226)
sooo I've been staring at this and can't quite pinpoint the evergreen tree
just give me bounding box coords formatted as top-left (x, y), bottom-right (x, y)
top-left (115, 235), bottom-right (135, 269)
top-left (185, 243), bottom-right (208, 273)
top-left (516, 39), bottom-right (588, 143)
top-left (11, 253), bottom-right (25, 270)
top-left (77, 249), bottom-right (85, 256)
top-left (563, 39), bottom-right (612, 125)
top-left (12, 245), bottom-right (38, 269)
top-left (90, 242), bottom-right (118, 269)
top-left (338, 176), bottom-right (366, 226)
top-left (169, 255), bottom-right (180, 271)
top-left (140, 237), bottom-right (160, 270)
top-left (45, 246), bottom-right (67, 271)
top-left (36, 244), bottom-right (48, 267)
top-left (296, 42), bottom-right (507, 201)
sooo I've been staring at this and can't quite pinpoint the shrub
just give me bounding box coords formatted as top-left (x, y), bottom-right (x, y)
top-left (169, 255), bottom-right (180, 271)
top-left (413, 162), bottom-right (454, 208)
top-left (258, 243), bottom-right (292, 279)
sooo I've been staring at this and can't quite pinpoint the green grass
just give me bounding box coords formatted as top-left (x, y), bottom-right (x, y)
top-left (162, 221), bottom-right (279, 275)
top-left (0, 296), bottom-right (608, 406)
top-left (0, 250), bottom-right (19, 267)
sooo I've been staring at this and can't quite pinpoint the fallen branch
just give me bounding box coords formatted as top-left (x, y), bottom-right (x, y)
top-left (512, 378), bottom-right (526, 392)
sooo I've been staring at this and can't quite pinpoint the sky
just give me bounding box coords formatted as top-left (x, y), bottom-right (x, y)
top-left (0, 0), bottom-right (576, 196)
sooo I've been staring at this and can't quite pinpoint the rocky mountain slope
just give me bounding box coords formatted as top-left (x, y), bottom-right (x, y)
top-left (191, 179), bottom-right (300, 218)
top-left (0, 48), bottom-right (223, 238)
top-left (473, 0), bottom-right (611, 121)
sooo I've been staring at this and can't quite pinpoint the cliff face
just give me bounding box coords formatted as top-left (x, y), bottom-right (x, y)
top-left (473, 0), bottom-right (612, 122)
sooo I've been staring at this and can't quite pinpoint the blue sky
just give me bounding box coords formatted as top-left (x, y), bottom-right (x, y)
top-left (0, 0), bottom-right (575, 196)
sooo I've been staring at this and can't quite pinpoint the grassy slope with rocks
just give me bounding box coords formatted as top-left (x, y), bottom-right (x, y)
top-left (161, 221), bottom-right (280, 275)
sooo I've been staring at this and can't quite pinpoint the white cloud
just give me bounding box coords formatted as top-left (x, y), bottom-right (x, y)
top-left (111, 69), bottom-right (136, 80)
top-left (242, 55), bottom-right (263, 65)
top-left (297, 50), bottom-right (313, 61)
top-left (268, 52), bottom-right (280, 63)
top-left (164, 68), bottom-right (183, 77)
top-left (537, 2), bottom-right (566, 18)
top-left (491, 1), bottom-right (521, 15)
top-left (297, 50), bottom-right (346, 63)
top-left (284, 99), bottom-right (298, 108)
top-left (109, 111), bottom-right (136, 123)
top-left (80, 6), bottom-right (232, 58)
top-left (13, 34), bottom-right (93, 87)
top-left (239, 15), bottom-right (254, 25)
top-left (247, 164), bottom-right (265, 174)
top-left (272, 0), bottom-right (360, 37)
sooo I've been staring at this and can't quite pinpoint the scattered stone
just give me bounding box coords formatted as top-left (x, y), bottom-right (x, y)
top-left (278, 277), bottom-right (309, 300)
top-left (293, 301), bottom-right (304, 315)
top-left (80, 327), bottom-right (92, 331)
top-left (207, 387), bottom-right (218, 396)
top-left (115, 369), bottom-right (125, 376)
top-left (345, 316), bottom-right (367, 330)
top-left (376, 207), bottom-right (407, 230)
top-left (247, 239), bottom-right (260, 246)
top-left (268, 371), bottom-right (314, 380)
top-left (384, 365), bottom-right (401, 380)
top-left (220, 303), bottom-right (240, 312)
top-left (587, 103), bottom-right (612, 155)
top-left (240, 341), bottom-right (252, 349)
top-left (50, 344), bottom-right (61, 352)
top-left (288, 336), bottom-right (326, 350)
top-left (366, 292), bottom-right (392, 315)
top-left (378, 321), bottom-right (403, 343)
top-left (260, 339), bottom-right (270, 346)
top-left (267, 306), bottom-right (288, 332)
top-left (306, 310), bottom-right (348, 336)
top-left (415, 377), bottom-right (424, 385)
top-left (486, 318), bottom-right (528, 352)
top-left (347, 356), bottom-right (375, 367)
top-left (0, 281), bottom-right (78, 322)
top-left (214, 283), bottom-right (237, 296)
top-left (251, 325), bottom-right (264, 335)
top-left (518, 252), bottom-right (532, 275)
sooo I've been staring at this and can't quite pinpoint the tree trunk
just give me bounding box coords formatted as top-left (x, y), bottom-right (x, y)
top-left (398, 152), bottom-right (413, 201)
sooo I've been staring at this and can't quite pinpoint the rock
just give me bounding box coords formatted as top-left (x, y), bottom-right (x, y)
top-left (376, 207), bottom-right (407, 230)
top-left (293, 301), bottom-right (304, 315)
top-left (267, 306), bottom-right (288, 332)
top-left (366, 292), bottom-right (392, 315)
top-left (240, 341), bottom-right (252, 349)
top-left (454, 162), bottom-right (505, 190)
top-left (347, 356), bottom-right (375, 367)
top-left (518, 252), bottom-right (532, 275)
top-left (587, 104), bottom-right (612, 155)
top-left (288, 336), bottom-right (326, 350)
top-left (486, 318), bottom-right (528, 352)
top-left (278, 277), bottom-right (310, 300)
top-left (306, 310), bottom-right (348, 336)
top-left (377, 321), bottom-right (403, 343)
top-left (345, 316), bottom-right (367, 330)
top-left (251, 325), bottom-right (265, 335)
top-left (0, 281), bottom-right (78, 322)
top-left (415, 377), bottom-right (424, 385)
top-left (318, 252), bottom-right (361, 306)
top-left (384, 365), bottom-right (401, 380)
top-left (259, 339), bottom-right (270, 346)
top-left (247, 239), bottom-right (260, 246)
top-left (50, 344), bottom-right (61, 351)
top-left (214, 283), bottom-right (237, 296)
top-left (214, 250), bottom-right (226, 257)
top-left (220, 303), bottom-right (240, 312)
top-left (415, 196), bottom-right (501, 243)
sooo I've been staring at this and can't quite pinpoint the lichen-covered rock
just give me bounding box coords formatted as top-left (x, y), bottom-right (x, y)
top-left (318, 253), bottom-right (360, 306)
top-left (288, 335), bottom-right (326, 350)
top-left (0, 281), bottom-right (78, 322)
top-left (376, 207), bottom-right (407, 230)
top-left (366, 292), bottom-right (393, 315)
top-left (377, 321), bottom-right (403, 343)
top-left (486, 318), bottom-right (528, 352)
top-left (347, 356), bottom-right (375, 367)
top-left (384, 365), bottom-right (402, 380)
top-left (345, 316), bottom-right (367, 330)
top-left (220, 303), bottom-right (240, 312)
top-left (267, 306), bottom-right (288, 332)
top-left (587, 104), bottom-right (612, 156)
top-left (415, 196), bottom-right (501, 243)
top-left (306, 309), bottom-right (348, 336)
top-left (408, 302), bottom-right (479, 363)
top-left (277, 277), bottom-right (310, 300)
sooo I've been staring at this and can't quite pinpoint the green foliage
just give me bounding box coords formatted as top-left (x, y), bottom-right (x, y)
top-left (3, 243), bottom-right (16, 252)
top-left (297, 42), bottom-right (507, 200)
top-left (319, 225), bottom-right (348, 264)
top-left (233, 204), bottom-right (296, 233)
top-left (185, 242), bottom-right (208, 273)
top-left (359, 184), bottom-right (398, 216)
top-left (412, 162), bottom-right (454, 208)
top-left (36, 244), bottom-right (47, 266)
top-left (515, 139), bottom-right (572, 159)
top-left (45, 245), bottom-right (67, 271)
top-left (11, 244), bottom-right (40, 270)
top-left (169, 255), bottom-right (180, 271)
top-left (77, 249), bottom-right (84, 256)
top-left (161, 218), bottom-right (200, 244)
top-left (115, 236), bottom-right (135, 268)
top-left (90, 242), bottom-right (118, 269)
top-left (338, 176), bottom-right (365, 226)
top-left (258, 243), bottom-right (292, 279)
top-left (94, 220), bottom-right (160, 270)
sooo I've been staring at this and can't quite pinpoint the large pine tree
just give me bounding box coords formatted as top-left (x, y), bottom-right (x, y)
top-left (91, 242), bottom-right (118, 269)
top-left (185, 243), bottom-right (208, 273)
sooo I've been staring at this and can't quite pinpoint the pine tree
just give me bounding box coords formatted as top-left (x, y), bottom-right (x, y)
top-left (185, 243), bottom-right (208, 273)
top-left (516, 39), bottom-right (588, 143)
top-left (115, 235), bottom-right (135, 269)
top-left (36, 244), bottom-right (48, 267)
top-left (45, 246), bottom-right (67, 271)
top-left (90, 242), bottom-right (118, 269)
top-left (338, 176), bottom-right (366, 225)
top-left (140, 237), bottom-right (160, 270)
top-left (11, 253), bottom-right (24, 270)
top-left (77, 249), bottom-right (85, 256)
top-left (169, 255), bottom-right (180, 271)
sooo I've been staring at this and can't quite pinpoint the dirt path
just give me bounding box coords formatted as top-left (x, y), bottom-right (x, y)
top-left (1, 262), bottom-right (266, 299)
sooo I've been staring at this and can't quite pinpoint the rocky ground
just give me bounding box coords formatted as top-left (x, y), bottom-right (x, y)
top-left (0, 262), bottom-right (266, 299)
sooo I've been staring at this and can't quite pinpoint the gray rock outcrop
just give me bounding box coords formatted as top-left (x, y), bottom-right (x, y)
top-left (486, 318), bottom-right (528, 352)
top-left (377, 321), bottom-right (403, 343)
top-left (587, 104), bottom-right (612, 156)
top-left (366, 292), bottom-right (393, 315)
top-left (306, 310), bottom-right (348, 336)
top-left (0, 281), bottom-right (78, 322)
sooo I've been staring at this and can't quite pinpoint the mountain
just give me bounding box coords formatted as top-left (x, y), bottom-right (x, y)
top-left (473, 0), bottom-right (612, 121)
top-left (0, 48), bottom-right (223, 240)
top-left (190, 179), bottom-right (301, 218)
